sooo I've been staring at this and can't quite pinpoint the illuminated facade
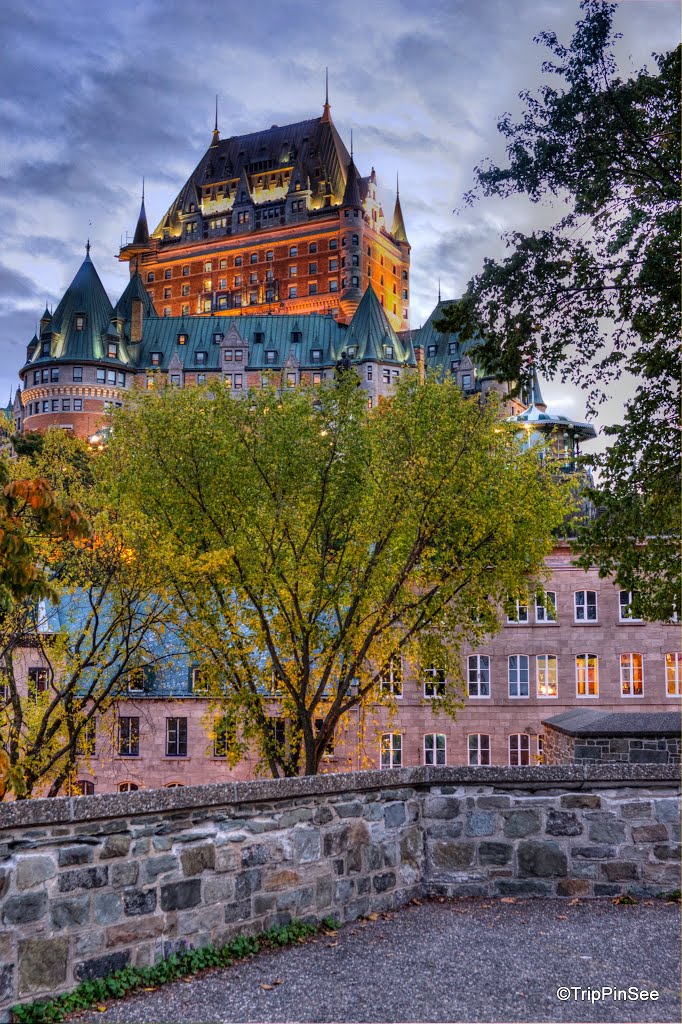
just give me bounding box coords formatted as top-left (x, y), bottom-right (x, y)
top-left (118, 95), bottom-right (410, 331)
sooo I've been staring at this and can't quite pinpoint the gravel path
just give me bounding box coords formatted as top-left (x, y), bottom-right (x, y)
top-left (71, 897), bottom-right (680, 1023)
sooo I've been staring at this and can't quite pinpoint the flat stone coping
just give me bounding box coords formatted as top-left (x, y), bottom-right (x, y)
top-left (543, 708), bottom-right (682, 736)
top-left (1, 763), bottom-right (679, 831)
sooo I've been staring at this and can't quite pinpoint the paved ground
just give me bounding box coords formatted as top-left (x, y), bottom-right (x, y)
top-left (72, 897), bottom-right (680, 1023)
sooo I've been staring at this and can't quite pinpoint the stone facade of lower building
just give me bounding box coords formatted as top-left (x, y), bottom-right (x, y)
top-left (0, 765), bottom-right (678, 1020)
top-left (543, 710), bottom-right (681, 765)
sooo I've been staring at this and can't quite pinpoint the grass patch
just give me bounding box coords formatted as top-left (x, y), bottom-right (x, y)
top-left (12, 918), bottom-right (340, 1023)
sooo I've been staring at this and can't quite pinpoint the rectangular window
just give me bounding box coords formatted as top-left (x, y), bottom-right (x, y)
top-left (507, 599), bottom-right (529, 623)
top-left (107, 370), bottom-right (116, 385)
top-left (380, 733), bottom-right (402, 769)
top-left (620, 653), bottom-right (643, 697)
top-left (61, 399), bottom-right (70, 412)
top-left (107, 342), bottom-right (118, 359)
top-left (73, 399), bottom-right (82, 412)
top-left (665, 652), bottom-right (682, 696)
top-left (250, 253), bottom-right (258, 264)
top-left (423, 665), bottom-right (446, 699)
top-left (508, 655), bottom-right (530, 697)
top-left (286, 372), bottom-right (296, 387)
top-left (509, 734), bottom-right (530, 766)
top-left (51, 399), bottom-right (58, 412)
top-left (535, 592), bottom-right (557, 622)
top-left (311, 349), bottom-right (322, 363)
top-left (250, 272), bottom-right (258, 284)
top-left (96, 368), bottom-right (106, 383)
top-left (50, 368), bottom-right (59, 382)
top-left (42, 400), bottom-right (49, 413)
top-left (329, 280), bottom-right (338, 292)
top-left (309, 283), bottom-right (318, 295)
top-left (234, 374), bottom-right (243, 390)
top-left (33, 371), bottom-right (39, 384)
top-left (379, 658), bottom-right (402, 697)
top-left (118, 717), bottom-right (140, 757)
top-left (126, 667), bottom-right (145, 692)
top-left (468, 734), bottom-right (490, 766)
top-left (41, 369), bottom-right (49, 383)
top-left (313, 371), bottom-right (322, 385)
top-left (204, 262), bottom-right (212, 273)
top-left (574, 590), bottom-right (598, 621)
top-left (166, 717), bottom-right (188, 757)
top-left (536, 655), bottom-right (558, 697)
top-left (213, 717), bottom-right (234, 758)
top-left (224, 349), bottom-right (233, 362)
top-left (289, 246), bottom-right (298, 257)
top-left (288, 286), bottom-right (298, 298)
top-left (196, 351), bottom-right (207, 365)
top-left (164, 288), bottom-right (171, 299)
top-left (265, 350), bottom-right (276, 364)
top-left (117, 372), bottom-right (125, 386)
top-left (28, 667), bottom-right (49, 697)
top-left (150, 352), bottom-right (161, 366)
top-left (619, 590), bottom-right (641, 621)
top-left (182, 284), bottom-right (190, 296)
top-left (424, 734), bottom-right (446, 766)
top-left (468, 655), bottom-right (490, 697)
top-left (366, 365), bottom-right (373, 381)
top-left (164, 268), bottom-right (172, 279)
top-left (182, 266), bottom-right (190, 276)
top-left (234, 256), bottom-right (243, 267)
top-left (234, 349), bottom-right (243, 362)
top-left (576, 654), bottom-right (599, 697)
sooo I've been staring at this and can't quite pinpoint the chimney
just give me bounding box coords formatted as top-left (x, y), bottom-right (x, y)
top-left (414, 341), bottom-right (425, 385)
top-left (131, 298), bottom-right (143, 344)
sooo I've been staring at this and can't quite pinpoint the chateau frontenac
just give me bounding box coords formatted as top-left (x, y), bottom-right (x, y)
top-left (7, 98), bottom-right (680, 795)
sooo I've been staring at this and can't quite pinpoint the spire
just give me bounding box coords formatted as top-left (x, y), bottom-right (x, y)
top-left (321, 67), bottom-right (331, 122)
top-left (85, 239), bottom-right (91, 257)
top-left (132, 183), bottom-right (150, 247)
top-left (437, 278), bottom-right (441, 303)
top-left (528, 365), bottom-right (547, 411)
top-left (391, 181), bottom-right (408, 244)
top-left (341, 150), bottom-right (362, 208)
top-left (212, 95), bottom-right (220, 145)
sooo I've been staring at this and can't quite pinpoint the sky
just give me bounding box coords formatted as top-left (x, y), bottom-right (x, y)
top-left (0, 0), bottom-right (677, 443)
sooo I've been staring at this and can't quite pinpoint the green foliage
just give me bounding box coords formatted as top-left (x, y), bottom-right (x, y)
top-left (435, 1), bottom-right (680, 620)
top-left (104, 373), bottom-right (568, 777)
top-left (11, 919), bottom-right (320, 1022)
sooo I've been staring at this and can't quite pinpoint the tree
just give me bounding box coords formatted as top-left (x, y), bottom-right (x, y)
top-left (0, 430), bottom-right (173, 799)
top-left (435, 1), bottom-right (680, 621)
top-left (105, 376), bottom-right (568, 778)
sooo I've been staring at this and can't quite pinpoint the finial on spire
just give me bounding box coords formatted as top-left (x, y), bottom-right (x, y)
top-left (350, 129), bottom-right (353, 159)
top-left (215, 94), bottom-right (218, 132)
top-left (396, 171), bottom-right (399, 198)
top-left (86, 239), bottom-right (91, 256)
top-left (322, 67), bottom-right (331, 122)
top-left (142, 176), bottom-right (145, 202)
top-left (437, 278), bottom-right (441, 303)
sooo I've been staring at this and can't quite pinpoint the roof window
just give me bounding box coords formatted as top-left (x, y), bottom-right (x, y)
top-left (178, 333), bottom-right (188, 345)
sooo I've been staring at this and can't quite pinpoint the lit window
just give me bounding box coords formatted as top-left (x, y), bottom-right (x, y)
top-left (313, 371), bottom-right (322, 385)
top-left (468, 734), bottom-right (490, 766)
top-left (108, 342), bottom-right (118, 359)
top-left (178, 333), bottom-right (188, 345)
top-left (620, 653), bottom-right (643, 697)
top-left (380, 733), bottom-right (402, 769)
top-left (536, 655), bottom-right (558, 697)
top-left (535, 592), bottom-right (557, 622)
top-left (423, 665), bottom-right (446, 699)
top-left (424, 734), bottom-right (446, 766)
top-left (166, 717), bottom-right (188, 757)
top-left (619, 590), bottom-right (641, 621)
top-left (508, 655), bottom-right (530, 697)
top-left (574, 591), bottom-right (597, 621)
top-left (286, 371), bottom-right (296, 387)
top-left (366, 365), bottom-right (373, 381)
top-left (576, 654), bottom-right (599, 697)
top-left (509, 734), bottom-right (530, 766)
top-left (118, 717), bottom-right (140, 756)
top-left (150, 352), bottom-right (161, 366)
top-left (182, 304), bottom-right (190, 315)
top-left (204, 262), bottom-right (212, 272)
top-left (665, 652), bottom-right (682, 696)
top-left (219, 259), bottom-right (227, 269)
top-left (468, 655), bottom-right (490, 697)
top-left (379, 658), bottom-right (402, 697)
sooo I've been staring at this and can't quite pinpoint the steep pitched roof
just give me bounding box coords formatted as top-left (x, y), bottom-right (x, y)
top-left (391, 193), bottom-right (408, 243)
top-left (115, 271), bottom-right (158, 321)
top-left (345, 286), bottom-right (413, 364)
top-left (341, 156), bottom-right (362, 208)
top-left (132, 197), bottom-right (150, 247)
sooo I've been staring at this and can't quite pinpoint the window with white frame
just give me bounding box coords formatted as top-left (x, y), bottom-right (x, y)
top-left (166, 717), bottom-right (188, 757)
top-left (126, 667), bottom-right (145, 692)
top-left (424, 733), bottom-right (446, 765)
top-left (468, 655), bottom-right (490, 697)
top-left (576, 653), bottom-right (599, 697)
top-left (620, 653), bottom-right (643, 697)
top-left (379, 658), bottom-right (402, 697)
top-left (574, 590), bottom-right (597, 621)
top-left (665, 652), bottom-right (681, 696)
top-left (535, 591), bottom-right (557, 622)
top-left (536, 654), bottom-right (558, 697)
top-left (118, 717), bottom-right (139, 757)
top-left (423, 665), bottom-right (446, 698)
top-left (619, 590), bottom-right (642, 621)
top-left (468, 734), bottom-right (490, 766)
top-left (509, 734), bottom-right (530, 765)
top-left (508, 655), bottom-right (530, 697)
top-left (507, 598), bottom-right (529, 623)
top-left (380, 732), bottom-right (402, 768)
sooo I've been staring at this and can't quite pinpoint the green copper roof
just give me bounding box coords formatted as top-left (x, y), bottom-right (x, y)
top-left (345, 286), bottom-right (412, 363)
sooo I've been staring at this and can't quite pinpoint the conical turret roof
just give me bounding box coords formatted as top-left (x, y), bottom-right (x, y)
top-left (132, 196), bottom-right (150, 247)
top-left (342, 155), bottom-right (363, 208)
top-left (391, 193), bottom-right (408, 243)
top-left (345, 286), bottom-right (412, 363)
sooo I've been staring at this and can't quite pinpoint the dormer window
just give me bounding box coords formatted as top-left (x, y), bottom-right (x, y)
top-left (383, 344), bottom-right (394, 359)
top-left (254, 331), bottom-right (264, 344)
top-left (427, 344), bottom-right (437, 357)
top-left (291, 331), bottom-right (302, 344)
top-left (178, 333), bottom-right (188, 345)
top-left (108, 342), bottom-right (118, 359)
top-left (265, 350), bottom-right (277, 364)
top-left (347, 345), bottom-right (357, 358)
top-left (311, 349), bottom-right (322, 363)
top-left (41, 341), bottom-right (51, 356)
top-left (150, 352), bottom-right (162, 367)
top-left (196, 351), bottom-right (207, 365)
top-left (213, 332), bottom-right (224, 344)
top-left (448, 341), bottom-right (459, 356)
top-left (189, 203), bottom-right (196, 213)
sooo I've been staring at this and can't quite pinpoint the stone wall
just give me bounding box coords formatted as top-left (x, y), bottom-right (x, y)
top-left (0, 765), bottom-right (679, 1020)
top-left (543, 711), bottom-right (681, 766)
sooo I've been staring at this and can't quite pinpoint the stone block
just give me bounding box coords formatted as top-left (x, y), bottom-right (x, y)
top-left (399, 827), bottom-right (422, 869)
top-left (50, 895), bottom-right (90, 929)
top-left (571, 845), bottom-right (616, 860)
top-left (224, 899), bottom-right (252, 924)
top-left (629, 750), bottom-right (668, 763)
top-left (264, 868), bottom-right (300, 891)
top-left (654, 799), bottom-right (680, 825)
top-left (556, 879), bottom-right (592, 897)
top-left (334, 879), bottom-right (354, 903)
top-left (593, 883), bottom-right (621, 896)
top-left (383, 803), bottom-right (406, 828)
top-left (58, 845), bottom-right (94, 867)
top-left (2, 891), bottom-right (47, 925)
top-left (479, 842), bottom-right (512, 866)
top-left (132, 838), bottom-right (150, 856)
top-left (160, 879), bottom-right (202, 912)
top-left (653, 844), bottom-right (681, 860)
top-left (18, 937), bottom-right (68, 995)
top-left (142, 854), bottom-right (178, 883)
top-left (430, 840), bottom-right (475, 871)
top-left (428, 821), bottom-right (464, 840)
top-left (356, 876), bottom-right (371, 895)
top-left (106, 916), bottom-right (165, 947)
top-left (465, 810), bottom-right (496, 837)
top-left (372, 871), bottom-right (396, 893)
top-left (545, 810), bottom-right (582, 836)
top-left (100, 835), bottom-right (131, 860)
top-left (495, 880), bottom-right (551, 896)
top-left (619, 801), bottom-right (652, 820)
top-left (315, 874), bottom-right (333, 908)
top-left (16, 855), bottom-right (56, 890)
top-left (292, 827), bottom-right (322, 863)
top-left (240, 844), bottom-right (268, 868)
top-left (423, 796), bottom-right (460, 819)
top-left (0, 963), bottom-right (13, 1003)
top-left (234, 868), bottom-right (262, 899)
top-left (215, 846), bottom-right (240, 873)
top-left (503, 809), bottom-right (541, 838)
top-left (182, 844), bottom-right (216, 875)
top-left (631, 824), bottom-right (668, 843)
top-left (0, 868), bottom-right (9, 900)
top-left (476, 796), bottom-right (511, 809)
top-left (253, 893), bottom-right (276, 915)
top-left (560, 794), bottom-right (601, 809)
top-left (517, 841), bottom-right (567, 878)
top-left (58, 866), bottom-right (108, 893)
top-left (312, 805), bottom-right (334, 826)
top-left (74, 931), bottom-right (105, 957)
top-left (587, 814), bottom-right (626, 844)
top-left (75, 951), bottom-right (130, 982)
top-left (344, 896), bottom-right (370, 920)
top-left (111, 862), bottom-right (139, 888)
top-left (124, 888), bottom-right (157, 916)
top-left (335, 800), bottom-right (364, 818)
top-left (602, 861), bottom-right (639, 882)
top-left (203, 875), bottom-right (235, 904)
top-left (94, 891), bottom-right (123, 924)
top-left (152, 835), bottom-right (173, 852)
